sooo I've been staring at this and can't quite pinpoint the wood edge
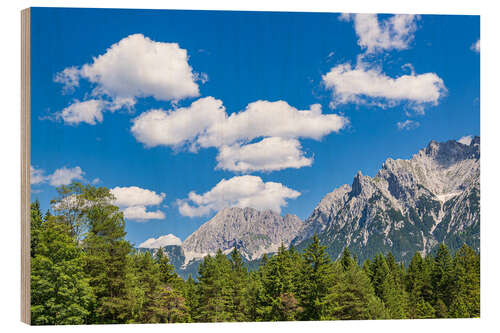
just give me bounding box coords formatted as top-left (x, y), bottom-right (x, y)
top-left (21, 7), bottom-right (31, 325)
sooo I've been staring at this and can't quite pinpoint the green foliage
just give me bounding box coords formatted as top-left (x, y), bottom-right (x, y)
top-left (298, 234), bottom-right (334, 320)
top-left (29, 182), bottom-right (481, 324)
top-left (30, 200), bottom-right (43, 257)
top-left (31, 216), bottom-right (94, 325)
top-left (323, 264), bottom-right (387, 320)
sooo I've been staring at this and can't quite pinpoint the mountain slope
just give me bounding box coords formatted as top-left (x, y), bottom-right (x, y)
top-left (293, 137), bottom-right (480, 263)
top-left (182, 207), bottom-right (303, 264)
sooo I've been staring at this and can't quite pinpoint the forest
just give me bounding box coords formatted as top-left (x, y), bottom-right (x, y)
top-left (30, 183), bottom-right (480, 325)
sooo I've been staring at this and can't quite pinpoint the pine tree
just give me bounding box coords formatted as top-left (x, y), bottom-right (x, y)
top-left (78, 184), bottom-right (135, 323)
top-left (257, 244), bottom-right (302, 321)
top-left (406, 252), bottom-right (435, 318)
top-left (228, 248), bottom-right (249, 321)
top-left (184, 275), bottom-right (199, 322)
top-left (155, 247), bottom-right (178, 286)
top-left (323, 263), bottom-right (387, 320)
top-left (298, 234), bottom-right (333, 320)
top-left (196, 251), bottom-right (233, 322)
top-left (31, 217), bottom-right (94, 325)
top-left (431, 243), bottom-right (454, 317)
top-left (449, 245), bottom-right (480, 318)
top-left (340, 247), bottom-right (355, 271)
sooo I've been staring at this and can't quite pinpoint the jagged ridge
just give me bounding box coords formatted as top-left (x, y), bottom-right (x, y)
top-left (293, 137), bottom-right (480, 263)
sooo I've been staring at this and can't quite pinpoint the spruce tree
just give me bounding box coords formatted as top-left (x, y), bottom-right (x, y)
top-left (298, 234), bottom-right (333, 320)
top-left (323, 263), bottom-right (387, 320)
top-left (431, 243), bottom-right (454, 317)
top-left (449, 245), bottom-right (480, 318)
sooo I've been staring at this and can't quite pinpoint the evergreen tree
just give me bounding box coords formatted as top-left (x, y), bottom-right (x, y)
top-left (196, 251), bottom-right (233, 322)
top-left (298, 234), bottom-right (333, 320)
top-left (431, 243), bottom-right (454, 317)
top-left (323, 263), bottom-right (387, 320)
top-left (406, 252), bottom-right (435, 318)
top-left (155, 248), bottom-right (179, 286)
top-left (449, 245), bottom-right (480, 318)
top-left (257, 244), bottom-right (302, 321)
top-left (340, 247), bottom-right (355, 271)
top-left (228, 248), bottom-right (249, 321)
top-left (78, 184), bottom-right (135, 323)
top-left (184, 275), bottom-right (199, 322)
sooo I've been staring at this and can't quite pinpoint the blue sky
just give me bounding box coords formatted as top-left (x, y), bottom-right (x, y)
top-left (29, 8), bottom-right (479, 248)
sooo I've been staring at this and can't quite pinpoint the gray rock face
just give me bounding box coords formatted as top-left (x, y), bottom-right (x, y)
top-left (294, 137), bottom-right (480, 263)
top-left (182, 207), bottom-right (303, 264)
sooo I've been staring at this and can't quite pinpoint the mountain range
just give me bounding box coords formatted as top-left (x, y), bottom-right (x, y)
top-left (138, 137), bottom-right (480, 278)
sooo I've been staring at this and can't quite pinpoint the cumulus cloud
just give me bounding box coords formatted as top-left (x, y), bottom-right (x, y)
top-left (139, 234), bottom-right (182, 248)
top-left (58, 99), bottom-right (105, 125)
top-left (110, 186), bottom-right (166, 207)
top-left (131, 98), bottom-right (347, 172)
top-left (78, 34), bottom-right (199, 101)
top-left (216, 137), bottom-right (313, 172)
top-left (131, 96), bottom-right (226, 148)
top-left (178, 175), bottom-right (300, 217)
top-left (122, 206), bottom-right (165, 221)
top-left (133, 99), bottom-right (347, 149)
top-left (397, 119), bottom-right (420, 131)
top-left (47, 166), bottom-right (85, 186)
top-left (471, 39), bottom-right (480, 53)
top-left (197, 101), bottom-right (347, 148)
top-left (341, 13), bottom-right (418, 54)
top-left (458, 135), bottom-right (473, 146)
top-left (54, 34), bottom-right (202, 125)
top-left (322, 62), bottom-right (446, 110)
top-left (110, 186), bottom-right (166, 221)
top-left (30, 166), bottom-right (46, 185)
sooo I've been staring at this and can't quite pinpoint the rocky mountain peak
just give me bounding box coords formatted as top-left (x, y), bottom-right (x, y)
top-left (294, 137), bottom-right (480, 263)
top-left (182, 207), bottom-right (303, 264)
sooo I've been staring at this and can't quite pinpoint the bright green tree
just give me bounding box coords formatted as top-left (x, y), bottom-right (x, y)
top-left (31, 217), bottom-right (94, 325)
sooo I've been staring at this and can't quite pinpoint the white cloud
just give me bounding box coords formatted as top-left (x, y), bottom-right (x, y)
top-left (178, 175), bottom-right (300, 217)
top-left (131, 96), bottom-right (226, 148)
top-left (197, 101), bottom-right (347, 148)
top-left (58, 99), bottom-right (105, 125)
top-left (54, 34), bottom-right (201, 125)
top-left (471, 39), bottom-right (480, 53)
top-left (216, 137), bottom-right (313, 172)
top-left (122, 206), bottom-right (165, 221)
top-left (30, 166), bottom-right (46, 185)
top-left (341, 13), bottom-right (418, 54)
top-left (53, 66), bottom-right (80, 93)
top-left (458, 135), bottom-right (473, 146)
top-left (110, 186), bottom-right (166, 207)
top-left (56, 34), bottom-right (200, 103)
top-left (47, 166), bottom-right (85, 186)
top-left (132, 98), bottom-right (347, 150)
top-left (323, 62), bottom-right (446, 110)
top-left (397, 119), bottom-right (420, 131)
top-left (131, 98), bottom-right (347, 172)
top-left (139, 234), bottom-right (182, 248)
top-left (110, 186), bottom-right (166, 221)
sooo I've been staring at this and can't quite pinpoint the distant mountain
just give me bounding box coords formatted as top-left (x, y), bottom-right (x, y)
top-left (182, 207), bottom-right (303, 264)
top-left (293, 137), bottom-right (480, 263)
